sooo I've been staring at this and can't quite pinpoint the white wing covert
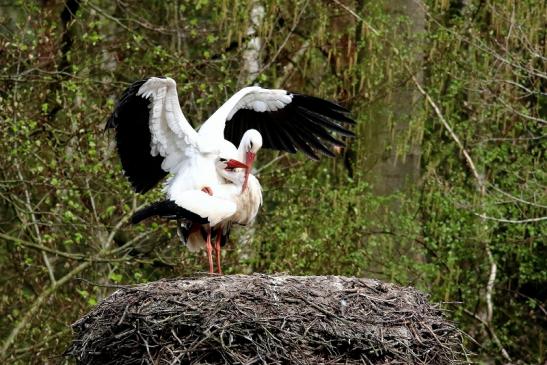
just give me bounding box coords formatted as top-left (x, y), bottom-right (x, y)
top-left (197, 86), bottom-right (292, 142)
top-left (106, 77), bottom-right (199, 193)
top-left (137, 77), bottom-right (199, 172)
top-left (198, 86), bottom-right (355, 160)
top-left (174, 190), bottom-right (237, 227)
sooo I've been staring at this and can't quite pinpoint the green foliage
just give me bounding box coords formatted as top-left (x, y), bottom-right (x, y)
top-left (0, 0), bottom-right (545, 364)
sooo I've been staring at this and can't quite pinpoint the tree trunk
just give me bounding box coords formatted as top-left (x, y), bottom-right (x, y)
top-left (239, 0), bottom-right (265, 85)
top-left (362, 0), bottom-right (424, 196)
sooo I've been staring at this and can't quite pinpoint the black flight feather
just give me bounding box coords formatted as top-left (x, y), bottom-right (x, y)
top-left (224, 91), bottom-right (354, 160)
top-left (106, 79), bottom-right (168, 194)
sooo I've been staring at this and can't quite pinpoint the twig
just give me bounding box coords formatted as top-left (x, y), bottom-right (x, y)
top-left (489, 184), bottom-right (547, 208)
top-left (331, 0), bottom-right (380, 36)
top-left (475, 213), bottom-right (547, 224)
top-left (462, 309), bottom-right (512, 362)
top-left (256, 153), bottom-right (288, 174)
top-left (0, 232), bottom-right (133, 263)
top-left (485, 247), bottom-right (496, 324)
top-left (410, 75), bottom-right (485, 193)
top-left (261, 0), bottom-right (309, 75)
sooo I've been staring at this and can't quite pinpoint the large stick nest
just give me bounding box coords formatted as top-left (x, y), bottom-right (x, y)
top-left (66, 274), bottom-right (465, 364)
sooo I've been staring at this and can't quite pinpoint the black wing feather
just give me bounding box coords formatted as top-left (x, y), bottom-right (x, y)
top-left (131, 200), bottom-right (208, 225)
top-left (293, 119), bottom-right (336, 157)
top-left (292, 94), bottom-right (354, 123)
top-left (298, 108), bottom-right (356, 137)
top-left (283, 123), bottom-right (319, 160)
top-left (106, 79), bottom-right (168, 193)
top-left (297, 115), bottom-right (346, 148)
top-left (224, 91), bottom-right (354, 159)
top-left (274, 124), bottom-right (299, 153)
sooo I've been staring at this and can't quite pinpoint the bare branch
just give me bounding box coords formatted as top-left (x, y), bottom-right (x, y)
top-left (410, 75), bottom-right (485, 193)
top-left (331, 0), bottom-right (380, 36)
top-left (485, 246), bottom-right (496, 324)
top-left (261, 0), bottom-right (309, 76)
top-left (489, 184), bottom-right (547, 209)
top-left (462, 309), bottom-right (512, 362)
top-left (475, 213), bottom-right (547, 224)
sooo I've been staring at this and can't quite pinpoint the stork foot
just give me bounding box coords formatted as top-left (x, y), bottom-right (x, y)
top-left (201, 186), bottom-right (213, 196)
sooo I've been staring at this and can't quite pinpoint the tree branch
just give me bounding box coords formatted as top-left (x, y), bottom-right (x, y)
top-left (474, 213), bottom-right (547, 224)
top-left (0, 260), bottom-right (90, 358)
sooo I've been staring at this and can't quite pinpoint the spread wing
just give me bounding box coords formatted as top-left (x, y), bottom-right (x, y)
top-left (198, 86), bottom-right (355, 160)
top-left (106, 77), bottom-right (199, 193)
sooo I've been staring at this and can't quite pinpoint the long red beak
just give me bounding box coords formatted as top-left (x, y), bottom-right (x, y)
top-left (242, 151), bottom-right (256, 192)
top-left (226, 159), bottom-right (248, 169)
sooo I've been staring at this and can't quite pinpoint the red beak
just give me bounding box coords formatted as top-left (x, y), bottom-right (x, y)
top-left (226, 159), bottom-right (248, 169)
top-left (242, 151), bottom-right (256, 192)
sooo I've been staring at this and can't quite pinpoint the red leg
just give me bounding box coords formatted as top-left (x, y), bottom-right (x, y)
top-left (215, 228), bottom-right (223, 275)
top-left (201, 186), bottom-right (214, 273)
top-left (205, 227), bottom-right (214, 274)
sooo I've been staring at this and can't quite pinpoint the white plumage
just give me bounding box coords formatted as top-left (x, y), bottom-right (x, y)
top-left (107, 75), bottom-right (354, 273)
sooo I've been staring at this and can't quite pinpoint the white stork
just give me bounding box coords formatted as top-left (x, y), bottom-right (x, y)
top-left (131, 157), bottom-right (262, 274)
top-left (106, 76), bottom-right (354, 272)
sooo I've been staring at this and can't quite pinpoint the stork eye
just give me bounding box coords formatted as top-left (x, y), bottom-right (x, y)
top-left (219, 158), bottom-right (227, 162)
top-left (249, 141), bottom-right (253, 149)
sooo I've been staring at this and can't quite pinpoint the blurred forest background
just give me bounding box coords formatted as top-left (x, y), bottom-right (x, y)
top-left (0, 0), bottom-right (545, 363)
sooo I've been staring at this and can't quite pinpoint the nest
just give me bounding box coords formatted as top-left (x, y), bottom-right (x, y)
top-left (66, 274), bottom-right (465, 364)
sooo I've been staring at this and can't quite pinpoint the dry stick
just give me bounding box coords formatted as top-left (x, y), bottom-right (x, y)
top-left (498, 97), bottom-right (547, 124)
top-left (1, 232), bottom-right (86, 260)
top-left (85, 178), bottom-right (101, 224)
top-left (410, 75), bottom-right (484, 190)
top-left (462, 309), bottom-right (512, 362)
top-left (485, 249), bottom-right (496, 324)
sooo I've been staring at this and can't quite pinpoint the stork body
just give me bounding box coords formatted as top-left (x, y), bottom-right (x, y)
top-left (106, 77), bottom-right (354, 272)
top-left (132, 163), bottom-right (262, 273)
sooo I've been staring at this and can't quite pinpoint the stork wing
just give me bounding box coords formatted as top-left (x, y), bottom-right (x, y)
top-left (106, 77), bottom-right (199, 193)
top-left (131, 200), bottom-right (209, 225)
top-left (130, 193), bottom-right (236, 227)
top-left (198, 86), bottom-right (355, 160)
top-left (174, 190), bottom-right (237, 227)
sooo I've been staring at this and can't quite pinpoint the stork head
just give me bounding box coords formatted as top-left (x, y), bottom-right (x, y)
top-left (239, 129), bottom-right (263, 192)
top-left (215, 157), bottom-right (247, 184)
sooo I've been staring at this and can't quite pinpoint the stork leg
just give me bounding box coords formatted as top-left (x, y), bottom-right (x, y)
top-left (215, 228), bottom-right (223, 275)
top-left (201, 186), bottom-right (214, 274)
top-left (205, 226), bottom-right (214, 274)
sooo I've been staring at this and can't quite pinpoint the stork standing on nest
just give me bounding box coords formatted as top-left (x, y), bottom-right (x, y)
top-left (131, 151), bottom-right (262, 274)
top-left (106, 77), bottom-right (354, 272)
